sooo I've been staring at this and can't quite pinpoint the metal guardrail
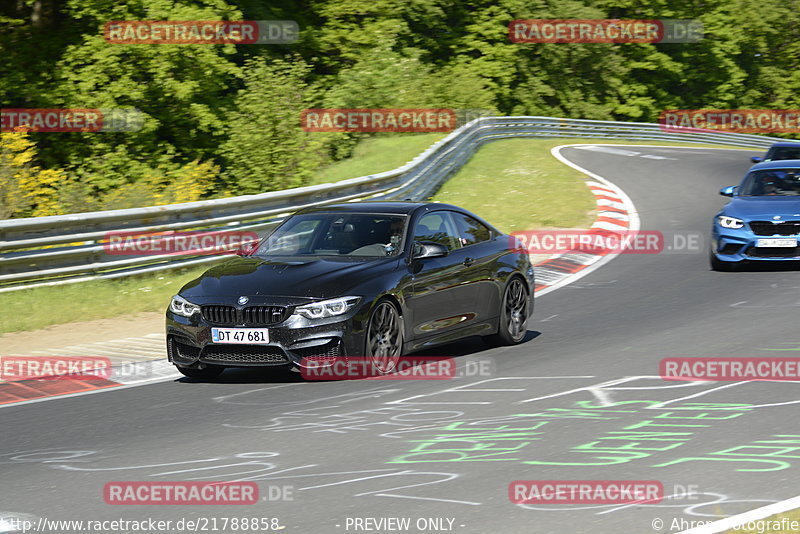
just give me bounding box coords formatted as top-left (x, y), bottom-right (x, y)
top-left (0, 116), bottom-right (780, 292)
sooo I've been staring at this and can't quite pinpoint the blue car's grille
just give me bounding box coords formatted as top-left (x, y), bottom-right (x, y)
top-left (749, 220), bottom-right (800, 236)
top-left (719, 243), bottom-right (743, 255)
top-left (746, 246), bottom-right (800, 258)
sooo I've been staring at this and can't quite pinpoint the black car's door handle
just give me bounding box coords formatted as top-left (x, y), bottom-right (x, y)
top-left (463, 257), bottom-right (475, 267)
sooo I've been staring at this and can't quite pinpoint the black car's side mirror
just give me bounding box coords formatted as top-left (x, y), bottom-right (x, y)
top-left (751, 156), bottom-right (763, 163)
top-left (412, 241), bottom-right (449, 259)
top-left (719, 186), bottom-right (737, 197)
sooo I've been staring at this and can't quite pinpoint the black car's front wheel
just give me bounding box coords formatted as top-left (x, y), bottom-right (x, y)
top-left (175, 365), bottom-right (225, 380)
top-left (365, 299), bottom-right (403, 373)
top-left (485, 276), bottom-right (529, 346)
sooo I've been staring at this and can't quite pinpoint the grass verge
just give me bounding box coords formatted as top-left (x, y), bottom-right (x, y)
top-left (309, 133), bottom-right (446, 185)
top-left (0, 265), bottom-right (211, 335)
top-left (432, 138), bottom-right (595, 233)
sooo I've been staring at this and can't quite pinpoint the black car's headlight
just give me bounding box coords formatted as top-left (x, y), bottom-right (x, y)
top-left (294, 296), bottom-right (361, 320)
top-left (718, 215), bottom-right (744, 229)
top-left (170, 295), bottom-right (200, 317)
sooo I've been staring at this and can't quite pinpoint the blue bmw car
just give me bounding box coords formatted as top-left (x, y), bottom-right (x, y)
top-left (711, 159), bottom-right (800, 271)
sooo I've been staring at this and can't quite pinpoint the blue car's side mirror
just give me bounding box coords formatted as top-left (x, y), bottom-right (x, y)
top-left (719, 186), bottom-right (737, 197)
top-left (751, 156), bottom-right (763, 163)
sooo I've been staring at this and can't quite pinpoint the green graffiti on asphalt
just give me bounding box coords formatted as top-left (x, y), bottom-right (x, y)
top-left (387, 401), bottom-right (755, 466)
top-left (386, 421), bottom-right (549, 463)
top-left (654, 435), bottom-right (800, 472)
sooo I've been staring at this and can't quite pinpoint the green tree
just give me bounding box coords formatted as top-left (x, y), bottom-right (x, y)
top-left (220, 56), bottom-right (329, 194)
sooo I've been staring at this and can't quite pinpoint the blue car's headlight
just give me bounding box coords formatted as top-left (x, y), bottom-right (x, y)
top-left (170, 295), bottom-right (200, 317)
top-left (717, 215), bottom-right (744, 229)
top-left (294, 296), bottom-right (361, 320)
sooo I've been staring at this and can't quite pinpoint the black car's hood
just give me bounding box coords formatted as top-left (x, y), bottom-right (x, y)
top-left (180, 256), bottom-right (400, 301)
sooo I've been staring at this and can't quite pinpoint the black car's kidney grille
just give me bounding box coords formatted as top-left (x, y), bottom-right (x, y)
top-left (201, 345), bottom-right (289, 365)
top-left (201, 305), bottom-right (237, 325)
top-left (201, 305), bottom-right (289, 326)
top-left (242, 306), bottom-right (289, 326)
top-left (749, 220), bottom-right (800, 236)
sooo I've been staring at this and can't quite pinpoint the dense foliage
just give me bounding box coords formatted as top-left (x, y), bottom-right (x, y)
top-left (1, 0), bottom-right (798, 217)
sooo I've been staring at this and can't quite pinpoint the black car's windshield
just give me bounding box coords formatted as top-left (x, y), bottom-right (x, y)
top-left (254, 212), bottom-right (406, 258)
top-left (739, 169), bottom-right (800, 196)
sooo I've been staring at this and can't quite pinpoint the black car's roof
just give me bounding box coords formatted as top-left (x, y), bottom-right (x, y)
top-left (297, 201), bottom-right (460, 215)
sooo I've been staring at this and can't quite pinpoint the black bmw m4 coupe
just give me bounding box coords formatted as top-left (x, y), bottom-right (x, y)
top-left (166, 201), bottom-right (535, 379)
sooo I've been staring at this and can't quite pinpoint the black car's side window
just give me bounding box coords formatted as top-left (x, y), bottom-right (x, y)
top-left (413, 212), bottom-right (461, 251)
top-left (451, 212), bottom-right (492, 247)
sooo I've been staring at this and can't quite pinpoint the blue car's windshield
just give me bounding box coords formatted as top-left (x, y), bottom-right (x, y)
top-left (739, 169), bottom-right (800, 196)
top-left (254, 212), bottom-right (407, 258)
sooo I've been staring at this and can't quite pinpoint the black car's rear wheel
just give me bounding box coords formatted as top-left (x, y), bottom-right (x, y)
top-left (175, 365), bottom-right (224, 380)
top-left (365, 299), bottom-right (403, 374)
top-left (485, 276), bottom-right (528, 346)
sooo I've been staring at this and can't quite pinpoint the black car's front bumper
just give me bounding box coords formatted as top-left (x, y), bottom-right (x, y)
top-left (166, 309), bottom-right (366, 370)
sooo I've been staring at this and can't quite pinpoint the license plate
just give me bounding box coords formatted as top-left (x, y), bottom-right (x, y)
top-left (756, 238), bottom-right (797, 248)
top-left (211, 328), bottom-right (269, 344)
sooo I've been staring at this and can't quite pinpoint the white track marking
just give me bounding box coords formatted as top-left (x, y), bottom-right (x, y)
top-left (677, 495), bottom-right (800, 533)
top-left (535, 144), bottom-right (641, 297)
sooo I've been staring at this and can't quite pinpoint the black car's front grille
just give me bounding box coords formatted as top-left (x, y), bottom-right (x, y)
top-left (745, 246), bottom-right (800, 258)
top-left (202, 305), bottom-right (236, 325)
top-left (201, 305), bottom-right (289, 326)
top-left (242, 306), bottom-right (290, 326)
top-left (201, 345), bottom-right (289, 365)
top-left (292, 340), bottom-right (342, 366)
top-left (749, 220), bottom-right (800, 236)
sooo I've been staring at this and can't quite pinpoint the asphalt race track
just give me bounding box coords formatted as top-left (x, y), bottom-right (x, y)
top-left (3, 145), bottom-right (798, 534)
